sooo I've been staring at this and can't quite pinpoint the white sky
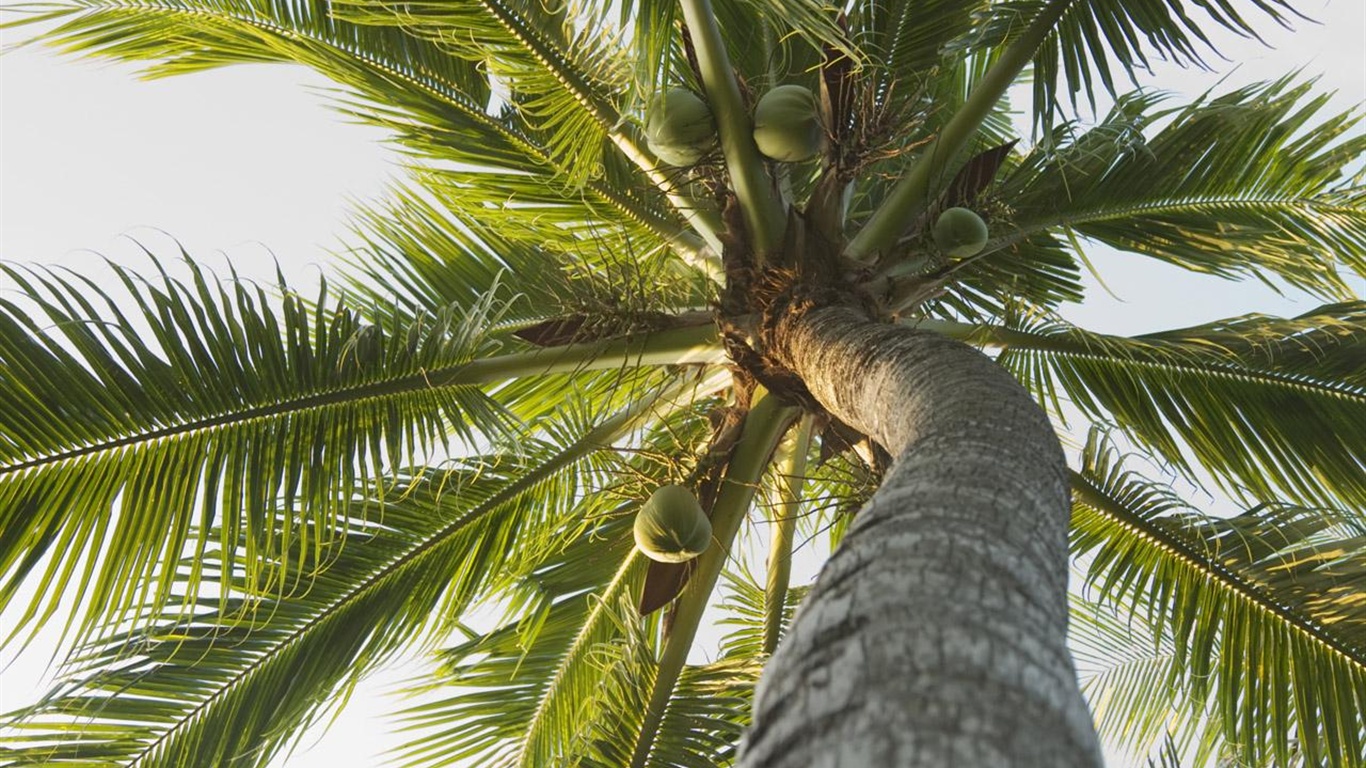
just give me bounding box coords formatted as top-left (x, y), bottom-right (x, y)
top-left (1, 2), bottom-right (1364, 766)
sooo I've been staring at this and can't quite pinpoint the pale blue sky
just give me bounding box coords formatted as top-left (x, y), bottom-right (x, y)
top-left (1, 2), bottom-right (1363, 766)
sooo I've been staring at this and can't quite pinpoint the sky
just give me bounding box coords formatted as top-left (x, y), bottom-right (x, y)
top-left (1, 2), bottom-right (1364, 766)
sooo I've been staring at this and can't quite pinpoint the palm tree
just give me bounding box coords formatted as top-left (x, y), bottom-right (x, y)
top-left (2, 0), bottom-right (1363, 766)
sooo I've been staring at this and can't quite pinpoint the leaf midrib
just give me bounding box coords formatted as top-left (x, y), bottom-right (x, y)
top-left (933, 319), bottom-right (1366, 404)
top-left (0, 362), bottom-right (472, 477)
top-left (1072, 473), bottom-right (1366, 671)
top-left (1, 324), bottom-right (724, 477)
top-left (1013, 195), bottom-right (1362, 242)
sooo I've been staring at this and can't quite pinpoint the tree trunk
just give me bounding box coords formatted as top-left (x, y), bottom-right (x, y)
top-left (739, 306), bottom-right (1103, 767)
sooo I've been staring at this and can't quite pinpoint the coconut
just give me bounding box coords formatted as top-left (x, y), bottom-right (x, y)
top-left (645, 87), bottom-right (716, 167)
top-left (932, 207), bottom-right (990, 258)
top-left (633, 484), bottom-right (712, 563)
top-left (752, 84), bottom-right (825, 162)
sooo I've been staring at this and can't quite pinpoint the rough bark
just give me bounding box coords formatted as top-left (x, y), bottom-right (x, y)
top-left (738, 306), bottom-right (1103, 767)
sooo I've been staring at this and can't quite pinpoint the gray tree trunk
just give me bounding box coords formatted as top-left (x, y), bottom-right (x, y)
top-left (738, 306), bottom-right (1103, 767)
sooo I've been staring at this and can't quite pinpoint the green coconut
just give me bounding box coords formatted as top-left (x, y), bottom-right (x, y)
top-left (633, 484), bottom-right (712, 563)
top-left (645, 87), bottom-right (717, 167)
top-left (753, 84), bottom-right (825, 162)
top-left (932, 207), bottom-right (990, 258)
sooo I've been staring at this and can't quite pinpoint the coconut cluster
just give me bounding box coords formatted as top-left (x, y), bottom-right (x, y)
top-left (645, 83), bottom-right (826, 167)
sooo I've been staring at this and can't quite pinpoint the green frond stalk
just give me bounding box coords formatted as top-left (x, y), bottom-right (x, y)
top-left (463, 322), bottom-right (726, 383)
top-left (678, 0), bottom-right (786, 258)
top-left (762, 413), bottom-right (813, 655)
top-left (846, 0), bottom-right (1073, 262)
top-left (1, 322), bottom-right (723, 481)
top-left (627, 390), bottom-right (799, 768)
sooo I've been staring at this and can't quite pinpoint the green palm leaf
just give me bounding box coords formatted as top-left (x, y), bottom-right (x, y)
top-left (852, 0), bottom-right (989, 84)
top-left (975, 302), bottom-right (1366, 511)
top-left (978, 0), bottom-right (1301, 127)
top-left (391, 392), bottom-right (805, 768)
top-left (1001, 78), bottom-right (1366, 297)
top-left (0, 256), bottom-right (508, 642)
top-left (1071, 431), bottom-right (1366, 767)
top-left (923, 229), bottom-right (1084, 319)
top-left (3, 474), bottom-right (499, 768)
top-left (337, 188), bottom-right (581, 326)
top-left (563, 608), bottom-right (761, 768)
top-left (333, 0), bottom-right (629, 189)
top-left (336, 184), bottom-right (708, 330)
top-left (0, 255), bottom-right (726, 647)
top-left (390, 394), bottom-right (730, 768)
top-left (490, 411), bottom-right (717, 768)
top-left (717, 565), bottom-right (810, 659)
top-left (395, 584), bottom-right (648, 768)
top-left (333, 0), bottom-right (727, 261)
top-left (0, 371), bottom-right (711, 767)
top-left (1071, 593), bottom-right (1230, 766)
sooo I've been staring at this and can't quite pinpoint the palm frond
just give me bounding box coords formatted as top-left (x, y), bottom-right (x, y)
top-left (1001, 78), bottom-right (1366, 297)
top-left (335, 184), bottom-right (710, 336)
top-left (387, 390), bottom-right (728, 768)
top-left (986, 302), bottom-right (1366, 511)
top-left (1071, 592), bottom-right (1230, 766)
top-left (977, 0), bottom-right (1302, 128)
top-left (0, 255), bottom-right (510, 644)
top-left (401, 173), bottom-right (710, 309)
top-left (391, 387), bottom-right (794, 768)
top-left (715, 567), bottom-right (808, 664)
top-left (560, 597), bottom-right (659, 768)
top-left (641, 657), bottom-right (760, 768)
top-left (12, 1), bottom-right (704, 265)
top-left (0, 251), bottom-right (727, 649)
top-left (789, 442), bottom-right (878, 556)
top-left (395, 585), bottom-right (649, 768)
top-left (335, 188), bottom-right (578, 326)
top-left (850, 0), bottom-right (989, 86)
top-left (332, 0), bottom-right (628, 189)
top-left (723, 0), bottom-right (856, 75)
top-left (569, 609), bottom-right (760, 768)
top-left (17, 0), bottom-right (494, 156)
top-left (3, 472), bottom-right (503, 768)
top-left (488, 401), bottom-right (726, 768)
top-left (1071, 431), bottom-right (1366, 768)
top-left (331, 0), bottom-right (726, 262)
top-left (612, 0), bottom-right (677, 92)
top-left (1, 373), bottom-right (700, 768)
top-left (925, 229), bottom-right (1084, 319)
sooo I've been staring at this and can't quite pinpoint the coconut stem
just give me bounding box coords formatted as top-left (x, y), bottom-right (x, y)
top-left (678, 0), bottom-right (787, 261)
top-left (843, 0), bottom-right (1074, 262)
top-left (627, 390), bottom-right (799, 768)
